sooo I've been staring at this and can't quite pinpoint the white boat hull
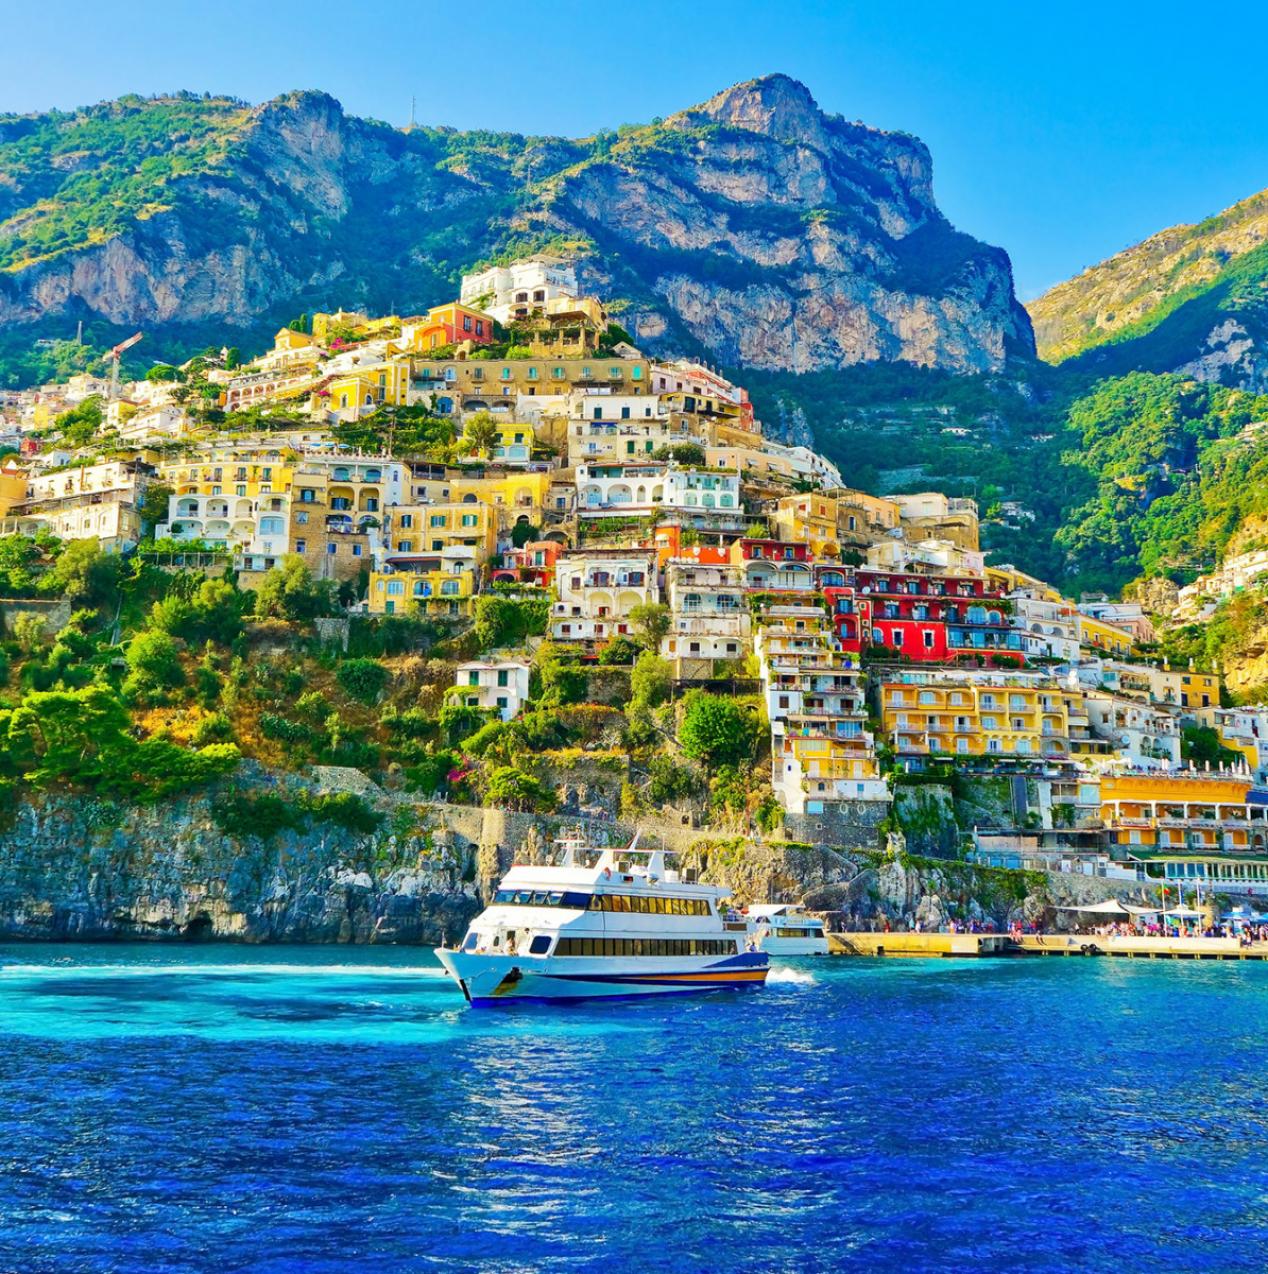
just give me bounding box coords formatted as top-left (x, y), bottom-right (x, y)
top-left (761, 935), bottom-right (830, 957)
top-left (434, 947), bottom-right (769, 1005)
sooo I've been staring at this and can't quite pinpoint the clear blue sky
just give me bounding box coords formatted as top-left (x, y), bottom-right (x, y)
top-left (5, 0), bottom-right (1267, 299)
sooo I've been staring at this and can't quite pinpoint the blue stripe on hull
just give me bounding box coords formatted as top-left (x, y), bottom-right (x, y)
top-left (470, 983), bottom-right (766, 1007)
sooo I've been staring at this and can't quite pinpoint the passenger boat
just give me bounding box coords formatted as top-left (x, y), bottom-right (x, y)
top-left (434, 833), bottom-right (769, 1005)
top-left (745, 903), bottom-right (829, 956)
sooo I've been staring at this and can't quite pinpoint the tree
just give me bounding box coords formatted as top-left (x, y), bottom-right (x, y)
top-left (510, 520), bottom-right (540, 548)
top-left (678, 691), bottom-right (760, 769)
top-left (484, 765), bottom-right (555, 812)
top-left (462, 411), bottom-right (500, 459)
top-left (39, 539), bottom-right (121, 608)
top-left (336, 658), bottom-right (388, 705)
top-left (11, 613), bottom-right (47, 655)
top-left (223, 347), bottom-right (241, 371)
top-left (145, 364), bottom-right (183, 383)
top-left (55, 397), bottom-right (103, 447)
top-left (150, 578), bottom-right (244, 645)
top-left (654, 442), bottom-right (706, 466)
top-left (122, 629), bottom-right (185, 699)
top-left (254, 556), bottom-right (335, 621)
top-left (629, 651), bottom-right (672, 709)
top-left (629, 601), bottom-right (670, 651)
top-left (473, 594), bottom-right (549, 650)
top-left (139, 482), bottom-right (173, 528)
top-left (598, 636), bottom-right (640, 665)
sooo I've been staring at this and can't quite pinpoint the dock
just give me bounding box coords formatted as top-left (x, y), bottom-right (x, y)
top-left (827, 932), bottom-right (1011, 958)
top-left (828, 932), bottom-right (1268, 960)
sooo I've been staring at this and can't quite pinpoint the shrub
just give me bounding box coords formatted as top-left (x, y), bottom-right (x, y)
top-left (336, 658), bottom-right (388, 705)
top-left (485, 765), bottom-right (556, 812)
top-left (679, 691), bottom-right (761, 769)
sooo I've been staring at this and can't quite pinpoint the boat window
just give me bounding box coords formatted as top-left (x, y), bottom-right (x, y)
top-left (529, 935), bottom-right (551, 955)
top-left (555, 937), bottom-right (736, 957)
top-left (588, 893), bottom-right (710, 915)
top-left (462, 933), bottom-right (479, 952)
top-left (494, 889), bottom-right (591, 909)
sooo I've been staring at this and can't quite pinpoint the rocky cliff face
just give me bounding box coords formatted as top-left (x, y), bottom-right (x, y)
top-left (1027, 186), bottom-right (1268, 386)
top-left (0, 776), bottom-right (1204, 945)
top-left (0, 76), bottom-right (1033, 377)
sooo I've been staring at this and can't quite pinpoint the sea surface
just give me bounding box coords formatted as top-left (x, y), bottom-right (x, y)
top-left (0, 946), bottom-right (1266, 1273)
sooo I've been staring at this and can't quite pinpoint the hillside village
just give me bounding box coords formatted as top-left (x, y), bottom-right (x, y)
top-left (1, 255), bottom-right (1267, 901)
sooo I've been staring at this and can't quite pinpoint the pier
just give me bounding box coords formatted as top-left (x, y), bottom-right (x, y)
top-left (828, 932), bottom-right (1268, 960)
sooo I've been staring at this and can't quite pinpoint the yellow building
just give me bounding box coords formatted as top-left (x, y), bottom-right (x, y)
top-left (510, 296), bottom-right (608, 357)
top-left (403, 470), bottom-right (554, 529)
top-left (1099, 773), bottom-right (1268, 887)
top-left (162, 450), bottom-right (295, 499)
top-left (770, 489), bottom-right (901, 556)
top-left (412, 355), bottom-right (650, 410)
top-left (0, 459), bottom-right (28, 517)
top-left (985, 564), bottom-right (1064, 602)
top-left (325, 363), bottom-right (411, 420)
top-left (273, 327), bottom-right (315, 352)
top-left (1076, 613), bottom-right (1135, 659)
top-left (366, 557), bottom-right (477, 618)
top-left (880, 672), bottom-right (1071, 761)
top-left (894, 493), bottom-right (980, 552)
top-left (311, 310), bottom-right (401, 344)
top-left (1143, 665), bottom-right (1220, 709)
top-left (384, 501), bottom-right (497, 561)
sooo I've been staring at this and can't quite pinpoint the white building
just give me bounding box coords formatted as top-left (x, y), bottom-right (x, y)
top-left (1084, 690), bottom-right (1182, 770)
top-left (550, 549), bottom-right (658, 642)
top-left (115, 406), bottom-right (188, 443)
top-left (575, 463), bottom-right (741, 516)
top-left (1011, 594), bottom-right (1081, 661)
top-left (459, 257), bottom-right (580, 326)
top-left (661, 562), bottom-right (750, 669)
top-left (4, 458), bottom-right (154, 550)
top-left (755, 606), bottom-right (888, 810)
top-left (454, 660), bottom-right (532, 721)
top-left (157, 490), bottom-right (291, 567)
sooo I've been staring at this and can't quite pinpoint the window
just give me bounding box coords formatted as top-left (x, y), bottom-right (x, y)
top-left (327, 544), bottom-right (336, 555)
top-left (400, 514), bottom-right (413, 529)
top-left (295, 540), bottom-right (306, 553)
top-left (296, 512), bottom-right (308, 525)
top-left (497, 670), bottom-right (509, 687)
top-left (528, 935), bottom-right (550, 955)
top-left (352, 545), bottom-right (362, 557)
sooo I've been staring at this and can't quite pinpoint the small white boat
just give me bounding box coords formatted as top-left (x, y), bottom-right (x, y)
top-left (434, 833), bottom-right (769, 1006)
top-left (746, 903), bottom-right (829, 956)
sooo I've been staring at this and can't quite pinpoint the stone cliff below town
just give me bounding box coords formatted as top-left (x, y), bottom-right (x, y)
top-left (0, 776), bottom-right (1182, 945)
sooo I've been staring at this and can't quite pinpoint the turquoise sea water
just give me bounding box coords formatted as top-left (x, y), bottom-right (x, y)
top-left (1, 946), bottom-right (1266, 1272)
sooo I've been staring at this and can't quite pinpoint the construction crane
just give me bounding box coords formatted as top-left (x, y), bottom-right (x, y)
top-left (107, 331), bottom-right (143, 401)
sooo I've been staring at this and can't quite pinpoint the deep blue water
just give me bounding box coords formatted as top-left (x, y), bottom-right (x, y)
top-left (1, 947), bottom-right (1266, 1272)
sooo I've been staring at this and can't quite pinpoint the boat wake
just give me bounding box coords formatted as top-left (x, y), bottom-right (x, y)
top-left (766, 966), bottom-right (818, 986)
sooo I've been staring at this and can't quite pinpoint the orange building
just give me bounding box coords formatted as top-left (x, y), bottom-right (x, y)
top-left (401, 303), bottom-right (496, 352)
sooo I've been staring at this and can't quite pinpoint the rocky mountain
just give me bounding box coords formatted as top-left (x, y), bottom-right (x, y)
top-left (1027, 187), bottom-right (1268, 387)
top-left (0, 76), bottom-right (1034, 382)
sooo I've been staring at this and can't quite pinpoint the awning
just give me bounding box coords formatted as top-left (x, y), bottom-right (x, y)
top-left (1164, 907), bottom-right (1204, 919)
top-left (1123, 904), bottom-right (1162, 917)
top-left (1058, 899), bottom-right (1130, 915)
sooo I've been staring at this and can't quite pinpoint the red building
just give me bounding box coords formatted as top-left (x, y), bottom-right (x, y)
top-left (490, 540), bottom-right (561, 589)
top-left (824, 569), bottom-right (1025, 665)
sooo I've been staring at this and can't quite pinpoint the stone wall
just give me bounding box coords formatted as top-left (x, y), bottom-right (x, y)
top-left (0, 597), bottom-right (72, 638)
top-left (784, 801), bottom-right (888, 852)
